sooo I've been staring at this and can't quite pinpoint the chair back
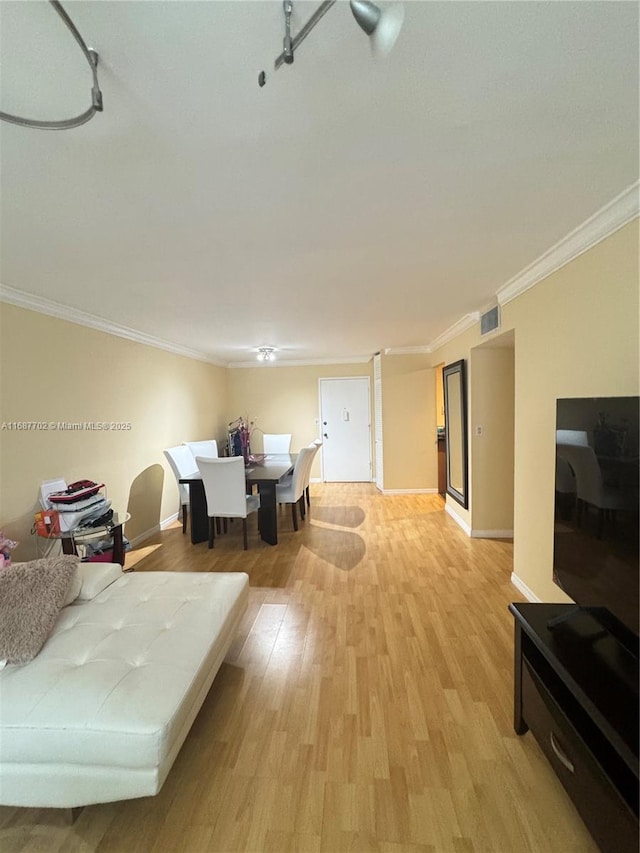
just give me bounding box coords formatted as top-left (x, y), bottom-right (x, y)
top-left (556, 444), bottom-right (603, 507)
top-left (303, 441), bottom-right (322, 491)
top-left (289, 446), bottom-right (315, 501)
top-left (185, 440), bottom-right (218, 458)
top-left (555, 456), bottom-right (576, 495)
top-left (163, 445), bottom-right (197, 504)
top-left (196, 456), bottom-right (249, 518)
top-left (263, 433), bottom-right (292, 454)
top-left (556, 430), bottom-right (589, 446)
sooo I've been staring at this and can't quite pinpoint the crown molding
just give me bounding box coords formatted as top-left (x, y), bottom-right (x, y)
top-left (424, 180), bottom-right (639, 351)
top-left (384, 346), bottom-right (432, 355)
top-left (5, 184), bottom-right (636, 368)
top-left (497, 180), bottom-right (640, 306)
top-left (227, 355), bottom-right (373, 368)
top-left (428, 313), bottom-right (481, 353)
top-left (0, 283), bottom-right (226, 366)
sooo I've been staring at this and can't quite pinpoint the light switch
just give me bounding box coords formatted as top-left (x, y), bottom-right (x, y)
top-left (475, 425), bottom-right (483, 436)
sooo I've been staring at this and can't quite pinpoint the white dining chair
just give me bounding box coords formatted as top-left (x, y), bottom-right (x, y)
top-left (196, 456), bottom-right (260, 549)
top-left (303, 440), bottom-right (322, 507)
top-left (263, 433), bottom-right (292, 454)
top-left (275, 446), bottom-right (315, 531)
top-left (556, 430), bottom-right (589, 446)
top-left (277, 441), bottom-right (322, 508)
top-left (556, 443), bottom-right (635, 537)
top-left (185, 439), bottom-right (218, 459)
top-left (163, 445), bottom-right (197, 534)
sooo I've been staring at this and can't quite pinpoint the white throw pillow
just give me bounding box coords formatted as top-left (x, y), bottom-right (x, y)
top-left (75, 562), bottom-right (123, 601)
top-left (62, 568), bottom-right (83, 606)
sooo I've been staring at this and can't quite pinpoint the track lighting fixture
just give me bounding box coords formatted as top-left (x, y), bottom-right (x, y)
top-left (259, 0), bottom-right (404, 86)
top-left (0, 0), bottom-right (103, 130)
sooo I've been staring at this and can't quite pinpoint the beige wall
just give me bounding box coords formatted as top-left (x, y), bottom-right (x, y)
top-left (226, 361), bottom-right (373, 480)
top-left (380, 353), bottom-right (436, 492)
top-left (2, 219), bottom-right (637, 601)
top-left (430, 220), bottom-right (639, 601)
top-left (0, 304), bottom-right (227, 560)
top-left (470, 344), bottom-right (514, 532)
top-left (504, 221), bottom-right (639, 601)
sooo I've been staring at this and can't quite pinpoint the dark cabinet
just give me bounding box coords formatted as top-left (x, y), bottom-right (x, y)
top-left (510, 603), bottom-right (638, 853)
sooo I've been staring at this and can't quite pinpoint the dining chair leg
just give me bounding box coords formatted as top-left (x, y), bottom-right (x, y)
top-left (182, 504), bottom-right (188, 534)
top-left (300, 497), bottom-right (306, 519)
top-left (305, 486), bottom-right (310, 507)
top-left (215, 517), bottom-right (221, 535)
top-left (291, 502), bottom-right (298, 531)
top-left (223, 518), bottom-right (228, 534)
top-left (208, 517), bottom-right (215, 549)
top-left (242, 518), bottom-right (248, 550)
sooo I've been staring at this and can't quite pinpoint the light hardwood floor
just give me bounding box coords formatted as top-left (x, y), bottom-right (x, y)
top-left (0, 485), bottom-right (598, 852)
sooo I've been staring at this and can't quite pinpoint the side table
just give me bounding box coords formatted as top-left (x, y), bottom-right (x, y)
top-left (38, 511), bottom-right (130, 567)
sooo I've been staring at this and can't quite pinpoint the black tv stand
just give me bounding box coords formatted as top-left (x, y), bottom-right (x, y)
top-left (546, 605), bottom-right (640, 657)
top-left (510, 603), bottom-right (639, 853)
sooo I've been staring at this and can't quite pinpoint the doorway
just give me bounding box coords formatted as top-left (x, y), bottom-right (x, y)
top-left (319, 377), bottom-right (372, 482)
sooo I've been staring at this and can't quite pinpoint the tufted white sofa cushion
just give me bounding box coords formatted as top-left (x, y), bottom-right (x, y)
top-left (0, 570), bottom-right (248, 808)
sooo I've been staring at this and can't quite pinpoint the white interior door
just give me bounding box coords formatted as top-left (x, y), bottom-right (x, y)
top-left (319, 377), bottom-right (372, 482)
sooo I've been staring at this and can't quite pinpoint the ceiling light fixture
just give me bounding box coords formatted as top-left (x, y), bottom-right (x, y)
top-left (256, 347), bottom-right (277, 362)
top-left (258, 0), bottom-right (404, 86)
top-left (0, 0), bottom-right (103, 130)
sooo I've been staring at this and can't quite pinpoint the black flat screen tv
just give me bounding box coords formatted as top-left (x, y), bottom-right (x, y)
top-left (553, 396), bottom-right (639, 648)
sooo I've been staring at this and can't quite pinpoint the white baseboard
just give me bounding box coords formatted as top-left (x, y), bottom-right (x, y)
top-left (511, 572), bottom-right (541, 602)
top-left (128, 527), bottom-right (158, 548)
top-left (381, 488), bottom-right (438, 495)
top-left (316, 478), bottom-right (376, 484)
top-left (445, 502), bottom-right (471, 536)
top-left (470, 529), bottom-right (514, 539)
top-left (128, 513), bottom-right (179, 548)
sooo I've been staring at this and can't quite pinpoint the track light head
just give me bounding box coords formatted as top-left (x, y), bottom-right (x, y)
top-left (349, 0), bottom-right (380, 35)
top-left (264, 0), bottom-right (404, 85)
top-left (350, 0), bottom-right (405, 56)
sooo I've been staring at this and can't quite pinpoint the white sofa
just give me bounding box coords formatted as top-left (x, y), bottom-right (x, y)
top-left (0, 565), bottom-right (248, 809)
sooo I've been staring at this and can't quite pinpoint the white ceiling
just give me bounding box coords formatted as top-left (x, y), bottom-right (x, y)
top-left (0, 0), bottom-right (638, 365)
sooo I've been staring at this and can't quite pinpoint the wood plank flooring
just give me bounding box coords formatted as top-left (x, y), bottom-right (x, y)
top-left (0, 485), bottom-right (598, 852)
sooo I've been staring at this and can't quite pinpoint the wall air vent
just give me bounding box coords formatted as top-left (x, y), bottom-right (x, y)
top-left (480, 305), bottom-right (500, 336)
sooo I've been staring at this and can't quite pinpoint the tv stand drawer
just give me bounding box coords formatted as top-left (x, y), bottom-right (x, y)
top-left (522, 660), bottom-right (637, 853)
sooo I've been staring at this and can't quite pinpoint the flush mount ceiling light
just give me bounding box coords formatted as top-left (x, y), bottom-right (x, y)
top-left (256, 347), bottom-right (277, 362)
top-left (0, 0), bottom-right (103, 130)
top-left (258, 0), bottom-right (404, 86)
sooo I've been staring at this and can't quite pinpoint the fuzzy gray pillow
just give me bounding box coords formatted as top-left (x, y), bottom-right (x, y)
top-left (0, 555), bottom-right (79, 665)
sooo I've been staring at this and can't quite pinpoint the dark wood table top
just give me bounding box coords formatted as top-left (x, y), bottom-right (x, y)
top-left (180, 453), bottom-right (296, 486)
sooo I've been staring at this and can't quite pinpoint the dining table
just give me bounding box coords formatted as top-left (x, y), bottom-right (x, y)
top-left (179, 453), bottom-right (296, 546)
